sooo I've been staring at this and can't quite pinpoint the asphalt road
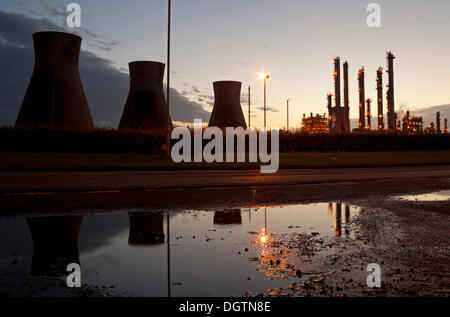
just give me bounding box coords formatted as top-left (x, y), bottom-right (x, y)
top-left (1, 165), bottom-right (450, 193)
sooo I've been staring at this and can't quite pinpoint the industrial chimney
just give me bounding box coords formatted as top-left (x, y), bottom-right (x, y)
top-left (209, 81), bottom-right (247, 129)
top-left (327, 93), bottom-right (333, 132)
top-left (376, 67), bottom-right (384, 131)
top-left (343, 61), bottom-right (350, 132)
top-left (119, 61), bottom-right (172, 130)
top-left (386, 51), bottom-right (396, 133)
top-left (16, 32), bottom-right (94, 130)
top-left (436, 112), bottom-right (441, 134)
top-left (366, 99), bottom-right (372, 130)
top-left (358, 67), bottom-right (366, 130)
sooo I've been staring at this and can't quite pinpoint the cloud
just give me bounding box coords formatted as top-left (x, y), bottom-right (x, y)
top-left (257, 106), bottom-right (279, 113)
top-left (0, 11), bottom-right (210, 127)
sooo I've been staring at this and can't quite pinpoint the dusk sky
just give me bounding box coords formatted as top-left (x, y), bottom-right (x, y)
top-left (2, 0), bottom-right (450, 128)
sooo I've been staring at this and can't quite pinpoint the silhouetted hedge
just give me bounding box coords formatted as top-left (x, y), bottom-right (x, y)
top-left (0, 128), bottom-right (448, 153)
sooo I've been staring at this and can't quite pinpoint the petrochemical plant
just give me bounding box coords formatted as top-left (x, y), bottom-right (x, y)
top-left (13, 31), bottom-right (448, 136)
top-left (302, 52), bottom-right (447, 135)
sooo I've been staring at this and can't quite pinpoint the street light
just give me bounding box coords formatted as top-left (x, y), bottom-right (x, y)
top-left (259, 73), bottom-right (269, 129)
top-left (287, 98), bottom-right (291, 131)
top-left (166, 0), bottom-right (172, 156)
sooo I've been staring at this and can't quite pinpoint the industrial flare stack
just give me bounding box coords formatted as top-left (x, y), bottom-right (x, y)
top-left (366, 99), bottom-right (372, 130)
top-left (386, 51), bottom-right (397, 133)
top-left (327, 57), bottom-right (350, 133)
top-left (119, 61), bottom-right (173, 130)
top-left (358, 67), bottom-right (366, 130)
top-left (209, 81), bottom-right (247, 129)
top-left (16, 32), bottom-right (94, 130)
top-left (376, 67), bottom-right (384, 131)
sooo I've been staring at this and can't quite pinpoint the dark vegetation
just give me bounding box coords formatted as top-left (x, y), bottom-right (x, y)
top-left (0, 128), bottom-right (449, 154)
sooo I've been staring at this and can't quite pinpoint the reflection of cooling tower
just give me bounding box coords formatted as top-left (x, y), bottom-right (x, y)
top-left (27, 216), bottom-right (83, 277)
top-left (209, 81), bottom-right (247, 129)
top-left (119, 61), bottom-right (173, 130)
top-left (214, 209), bottom-right (242, 225)
top-left (16, 32), bottom-right (94, 130)
top-left (128, 212), bottom-right (165, 246)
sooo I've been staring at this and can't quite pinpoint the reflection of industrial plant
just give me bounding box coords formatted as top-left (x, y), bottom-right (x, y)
top-left (128, 212), bottom-right (165, 246)
top-left (328, 203), bottom-right (352, 237)
top-left (27, 216), bottom-right (83, 276)
top-left (213, 209), bottom-right (242, 225)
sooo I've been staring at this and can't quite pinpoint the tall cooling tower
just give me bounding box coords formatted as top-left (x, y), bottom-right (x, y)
top-left (119, 61), bottom-right (173, 130)
top-left (16, 32), bottom-right (94, 130)
top-left (209, 81), bottom-right (247, 129)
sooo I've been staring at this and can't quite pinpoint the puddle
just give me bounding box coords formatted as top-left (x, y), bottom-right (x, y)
top-left (392, 190), bottom-right (450, 202)
top-left (0, 203), bottom-right (359, 297)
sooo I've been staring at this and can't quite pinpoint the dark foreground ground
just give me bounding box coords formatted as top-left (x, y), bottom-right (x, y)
top-left (0, 166), bottom-right (449, 297)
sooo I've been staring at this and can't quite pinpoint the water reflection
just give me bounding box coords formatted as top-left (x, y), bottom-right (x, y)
top-left (213, 209), bottom-right (242, 225)
top-left (128, 212), bottom-right (165, 246)
top-left (1, 202), bottom-right (360, 296)
top-left (27, 216), bottom-right (83, 276)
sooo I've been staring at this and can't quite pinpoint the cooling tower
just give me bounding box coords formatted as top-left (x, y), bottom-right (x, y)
top-left (27, 216), bottom-right (83, 277)
top-left (16, 32), bottom-right (94, 130)
top-left (209, 81), bottom-right (247, 129)
top-left (119, 61), bottom-right (173, 130)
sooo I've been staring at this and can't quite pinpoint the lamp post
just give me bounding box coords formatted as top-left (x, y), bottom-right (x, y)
top-left (260, 73), bottom-right (269, 129)
top-left (287, 98), bottom-right (291, 131)
top-left (166, 0), bottom-right (172, 156)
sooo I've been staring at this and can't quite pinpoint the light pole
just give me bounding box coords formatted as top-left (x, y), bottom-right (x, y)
top-left (260, 73), bottom-right (269, 129)
top-left (248, 85), bottom-right (251, 128)
top-left (287, 98), bottom-right (291, 131)
top-left (166, 0), bottom-right (172, 156)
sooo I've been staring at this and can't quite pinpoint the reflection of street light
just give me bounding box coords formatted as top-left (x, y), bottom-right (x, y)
top-left (259, 73), bottom-right (270, 128)
top-left (258, 207), bottom-right (269, 244)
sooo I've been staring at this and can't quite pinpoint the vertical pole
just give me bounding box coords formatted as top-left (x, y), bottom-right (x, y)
top-left (167, 211), bottom-right (171, 297)
top-left (248, 86), bottom-right (251, 128)
top-left (264, 78), bottom-right (267, 129)
top-left (166, 0), bottom-right (172, 156)
top-left (287, 99), bottom-right (289, 130)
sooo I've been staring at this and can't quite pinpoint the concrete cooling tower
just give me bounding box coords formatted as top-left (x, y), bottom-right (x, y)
top-left (16, 32), bottom-right (94, 130)
top-left (208, 81), bottom-right (247, 129)
top-left (119, 61), bottom-right (173, 130)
